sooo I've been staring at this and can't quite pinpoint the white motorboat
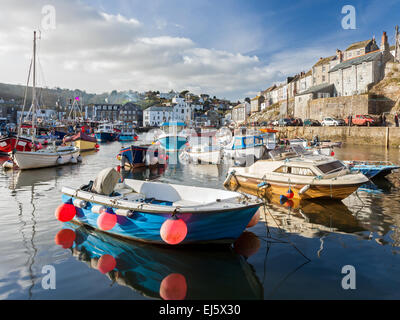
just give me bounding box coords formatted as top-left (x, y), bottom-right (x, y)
top-left (224, 149), bottom-right (368, 200)
top-left (223, 134), bottom-right (266, 165)
top-left (180, 143), bottom-right (223, 165)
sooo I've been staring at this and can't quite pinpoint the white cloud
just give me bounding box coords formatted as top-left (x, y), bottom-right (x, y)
top-left (0, 0), bottom-right (332, 100)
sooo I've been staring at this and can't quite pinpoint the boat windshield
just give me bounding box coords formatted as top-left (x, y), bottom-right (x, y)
top-left (316, 160), bottom-right (346, 174)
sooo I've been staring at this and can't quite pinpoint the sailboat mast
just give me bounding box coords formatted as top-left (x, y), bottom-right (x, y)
top-left (32, 31), bottom-right (37, 138)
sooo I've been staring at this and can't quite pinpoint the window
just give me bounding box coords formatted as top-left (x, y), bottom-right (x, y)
top-left (274, 166), bottom-right (315, 176)
top-left (316, 161), bottom-right (345, 174)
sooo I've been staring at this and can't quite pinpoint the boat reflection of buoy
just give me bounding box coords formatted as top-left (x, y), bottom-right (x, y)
top-left (54, 229), bottom-right (76, 249)
top-left (233, 231), bottom-right (260, 259)
top-left (246, 210), bottom-right (260, 228)
top-left (97, 211), bottom-right (117, 231)
top-left (97, 254), bottom-right (117, 274)
top-left (159, 273), bottom-right (187, 300)
top-left (55, 203), bottom-right (76, 222)
top-left (160, 217), bottom-right (187, 245)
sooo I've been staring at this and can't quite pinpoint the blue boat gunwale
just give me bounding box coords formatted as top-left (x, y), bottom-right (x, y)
top-left (63, 193), bottom-right (262, 215)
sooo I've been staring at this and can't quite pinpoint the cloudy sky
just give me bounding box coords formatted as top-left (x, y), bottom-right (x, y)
top-left (1, 0), bottom-right (400, 101)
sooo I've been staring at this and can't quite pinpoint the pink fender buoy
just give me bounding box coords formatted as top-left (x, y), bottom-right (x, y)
top-left (55, 203), bottom-right (76, 222)
top-left (246, 210), bottom-right (260, 228)
top-left (160, 217), bottom-right (188, 245)
top-left (54, 229), bottom-right (76, 249)
top-left (97, 254), bottom-right (117, 274)
top-left (159, 273), bottom-right (187, 300)
top-left (97, 211), bottom-right (117, 231)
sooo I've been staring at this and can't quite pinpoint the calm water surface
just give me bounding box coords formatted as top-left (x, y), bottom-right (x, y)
top-left (1, 141), bottom-right (400, 300)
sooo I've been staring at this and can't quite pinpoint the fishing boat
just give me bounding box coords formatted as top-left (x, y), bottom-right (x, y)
top-left (118, 128), bottom-right (138, 142)
top-left (223, 134), bottom-right (266, 165)
top-left (57, 167), bottom-right (262, 245)
top-left (224, 150), bottom-right (368, 200)
top-left (259, 128), bottom-right (278, 150)
top-left (0, 133), bottom-right (35, 154)
top-left (56, 223), bottom-right (263, 300)
top-left (95, 123), bottom-right (117, 142)
top-left (157, 122), bottom-right (188, 152)
top-left (343, 160), bottom-right (400, 179)
top-left (8, 31), bottom-right (81, 171)
top-left (117, 144), bottom-right (165, 169)
top-left (63, 131), bottom-right (98, 151)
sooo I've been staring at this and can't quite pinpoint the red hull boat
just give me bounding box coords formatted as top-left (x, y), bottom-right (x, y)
top-left (0, 135), bottom-right (35, 153)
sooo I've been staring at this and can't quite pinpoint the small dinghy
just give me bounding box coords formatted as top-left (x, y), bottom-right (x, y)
top-left (343, 160), bottom-right (400, 179)
top-left (57, 168), bottom-right (262, 245)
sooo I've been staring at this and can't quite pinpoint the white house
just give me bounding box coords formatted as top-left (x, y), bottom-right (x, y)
top-left (143, 106), bottom-right (172, 127)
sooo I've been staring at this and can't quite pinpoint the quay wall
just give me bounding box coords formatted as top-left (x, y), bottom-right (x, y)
top-left (274, 126), bottom-right (400, 148)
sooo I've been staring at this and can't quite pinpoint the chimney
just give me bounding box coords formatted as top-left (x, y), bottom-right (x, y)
top-left (336, 49), bottom-right (343, 62)
top-left (381, 31), bottom-right (389, 52)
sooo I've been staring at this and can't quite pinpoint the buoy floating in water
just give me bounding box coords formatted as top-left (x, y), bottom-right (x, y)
top-left (159, 273), bottom-right (187, 300)
top-left (55, 203), bottom-right (76, 222)
top-left (97, 210), bottom-right (117, 231)
top-left (160, 216), bottom-right (187, 245)
top-left (54, 229), bottom-right (76, 249)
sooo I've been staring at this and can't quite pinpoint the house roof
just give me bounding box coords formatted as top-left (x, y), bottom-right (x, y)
top-left (296, 83), bottom-right (334, 96)
top-left (145, 106), bottom-right (171, 112)
top-left (345, 39), bottom-right (373, 51)
top-left (329, 50), bottom-right (381, 73)
top-left (313, 56), bottom-right (335, 67)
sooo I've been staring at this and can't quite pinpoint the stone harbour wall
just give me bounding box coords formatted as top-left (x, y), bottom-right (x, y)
top-left (277, 126), bottom-right (400, 147)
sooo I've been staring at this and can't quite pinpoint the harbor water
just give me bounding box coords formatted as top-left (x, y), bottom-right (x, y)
top-left (1, 141), bottom-right (400, 299)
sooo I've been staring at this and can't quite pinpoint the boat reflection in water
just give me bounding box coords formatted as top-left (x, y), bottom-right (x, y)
top-left (231, 185), bottom-right (367, 237)
top-left (56, 224), bottom-right (263, 300)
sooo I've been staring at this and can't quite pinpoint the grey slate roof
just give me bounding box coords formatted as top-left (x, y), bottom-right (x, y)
top-left (296, 83), bottom-right (334, 96)
top-left (329, 51), bottom-right (381, 73)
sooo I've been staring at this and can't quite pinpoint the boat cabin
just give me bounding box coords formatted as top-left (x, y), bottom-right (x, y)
top-left (161, 122), bottom-right (185, 135)
top-left (228, 135), bottom-right (264, 150)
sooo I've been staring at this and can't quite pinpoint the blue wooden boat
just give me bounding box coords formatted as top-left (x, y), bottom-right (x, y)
top-left (157, 122), bottom-right (187, 151)
top-left (57, 223), bottom-right (263, 299)
top-left (58, 168), bottom-right (261, 245)
top-left (344, 160), bottom-right (400, 179)
top-left (117, 144), bottom-right (165, 168)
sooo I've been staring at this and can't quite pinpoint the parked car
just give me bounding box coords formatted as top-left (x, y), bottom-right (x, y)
top-left (345, 115), bottom-right (376, 126)
top-left (271, 119), bottom-right (279, 126)
top-left (321, 117), bottom-right (345, 126)
top-left (278, 118), bottom-right (292, 127)
top-left (303, 119), bottom-right (321, 126)
top-left (293, 118), bottom-right (303, 126)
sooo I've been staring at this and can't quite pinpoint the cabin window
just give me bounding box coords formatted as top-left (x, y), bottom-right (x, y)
top-left (255, 137), bottom-right (262, 145)
top-left (316, 161), bottom-right (345, 174)
top-left (274, 166), bottom-right (315, 176)
top-left (244, 137), bottom-right (254, 146)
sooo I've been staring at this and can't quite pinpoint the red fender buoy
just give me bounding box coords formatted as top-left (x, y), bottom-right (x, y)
top-left (246, 210), bottom-right (260, 228)
top-left (55, 203), bottom-right (76, 222)
top-left (159, 273), bottom-right (187, 300)
top-left (54, 229), bottom-right (76, 249)
top-left (97, 254), bottom-right (117, 274)
top-left (97, 211), bottom-right (117, 231)
top-left (160, 217), bottom-right (187, 245)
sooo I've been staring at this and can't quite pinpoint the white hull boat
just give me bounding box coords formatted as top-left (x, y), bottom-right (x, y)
top-left (181, 144), bottom-right (222, 165)
top-left (12, 146), bottom-right (81, 170)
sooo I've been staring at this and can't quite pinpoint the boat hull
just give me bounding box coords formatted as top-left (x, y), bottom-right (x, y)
top-left (61, 194), bottom-right (260, 245)
top-left (158, 135), bottom-right (187, 151)
top-left (225, 174), bottom-right (364, 200)
top-left (118, 145), bottom-right (162, 169)
top-left (13, 149), bottom-right (80, 170)
top-left (95, 132), bottom-right (116, 142)
top-left (0, 136), bottom-right (34, 153)
top-left (74, 139), bottom-right (97, 151)
top-left (187, 150), bottom-right (222, 165)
